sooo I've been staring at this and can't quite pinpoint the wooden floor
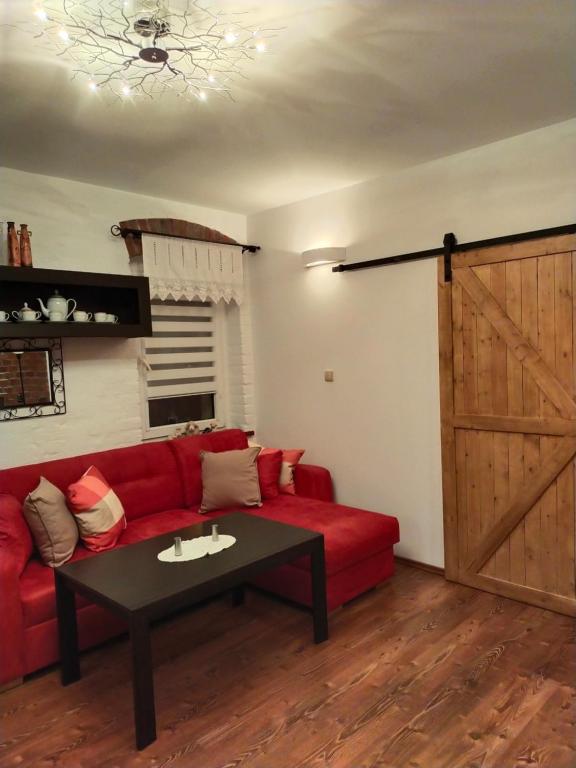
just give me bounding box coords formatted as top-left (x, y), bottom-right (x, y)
top-left (1, 564), bottom-right (575, 768)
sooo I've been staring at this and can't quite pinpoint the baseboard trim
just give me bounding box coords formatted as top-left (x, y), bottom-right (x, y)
top-left (395, 556), bottom-right (445, 577)
top-left (0, 677), bottom-right (23, 693)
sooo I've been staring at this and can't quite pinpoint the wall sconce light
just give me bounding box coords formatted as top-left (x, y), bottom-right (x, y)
top-left (301, 247), bottom-right (346, 268)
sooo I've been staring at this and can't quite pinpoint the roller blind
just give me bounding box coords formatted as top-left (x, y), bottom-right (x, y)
top-left (145, 299), bottom-right (216, 400)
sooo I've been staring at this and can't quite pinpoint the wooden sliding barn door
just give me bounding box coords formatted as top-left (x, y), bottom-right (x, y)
top-left (438, 232), bottom-right (576, 616)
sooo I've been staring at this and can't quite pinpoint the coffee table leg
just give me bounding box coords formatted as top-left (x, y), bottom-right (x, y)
top-left (232, 585), bottom-right (245, 606)
top-left (55, 571), bottom-right (80, 685)
top-left (130, 613), bottom-right (156, 750)
top-left (311, 538), bottom-right (328, 643)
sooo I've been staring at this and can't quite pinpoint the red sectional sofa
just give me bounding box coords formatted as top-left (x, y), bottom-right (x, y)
top-left (0, 429), bottom-right (399, 686)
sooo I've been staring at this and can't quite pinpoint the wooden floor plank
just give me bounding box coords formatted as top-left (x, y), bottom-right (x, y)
top-left (1, 566), bottom-right (574, 768)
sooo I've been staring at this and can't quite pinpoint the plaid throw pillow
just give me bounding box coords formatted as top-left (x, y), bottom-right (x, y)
top-left (67, 466), bottom-right (126, 552)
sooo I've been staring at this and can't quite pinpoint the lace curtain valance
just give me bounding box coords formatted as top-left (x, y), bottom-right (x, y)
top-left (141, 233), bottom-right (244, 304)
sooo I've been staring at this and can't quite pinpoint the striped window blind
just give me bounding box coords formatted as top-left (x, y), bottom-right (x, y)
top-left (144, 300), bottom-right (217, 427)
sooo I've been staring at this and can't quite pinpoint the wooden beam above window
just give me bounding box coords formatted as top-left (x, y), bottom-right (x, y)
top-left (110, 218), bottom-right (259, 259)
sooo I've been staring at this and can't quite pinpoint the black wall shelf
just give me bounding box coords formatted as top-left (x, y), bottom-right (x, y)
top-left (0, 266), bottom-right (152, 339)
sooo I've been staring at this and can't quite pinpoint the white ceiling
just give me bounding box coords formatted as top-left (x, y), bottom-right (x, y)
top-left (0, 0), bottom-right (574, 214)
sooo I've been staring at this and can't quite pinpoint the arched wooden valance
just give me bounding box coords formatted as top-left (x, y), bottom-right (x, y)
top-left (111, 218), bottom-right (259, 258)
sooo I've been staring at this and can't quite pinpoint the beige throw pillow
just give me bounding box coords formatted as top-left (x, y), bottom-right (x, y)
top-left (23, 477), bottom-right (79, 567)
top-left (200, 447), bottom-right (261, 513)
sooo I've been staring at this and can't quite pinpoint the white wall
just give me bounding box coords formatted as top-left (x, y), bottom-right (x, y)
top-left (0, 167), bottom-right (246, 468)
top-left (248, 119), bottom-right (576, 567)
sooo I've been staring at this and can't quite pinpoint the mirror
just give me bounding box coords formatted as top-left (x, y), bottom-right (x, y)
top-left (0, 339), bottom-right (66, 421)
top-left (0, 351), bottom-right (52, 407)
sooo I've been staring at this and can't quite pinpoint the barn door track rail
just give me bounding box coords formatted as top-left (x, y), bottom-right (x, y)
top-left (332, 223), bottom-right (576, 280)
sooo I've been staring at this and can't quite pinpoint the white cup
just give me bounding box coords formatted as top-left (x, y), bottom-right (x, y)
top-left (94, 312), bottom-right (108, 323)
top-left (107, 314), bottom-right (119, 324)
top-left (73, 310), bottom-right (92, 322)
top-left (49, 311), bottom-right (65, 322)
top-left (0, 310), bottom-right (9, 322)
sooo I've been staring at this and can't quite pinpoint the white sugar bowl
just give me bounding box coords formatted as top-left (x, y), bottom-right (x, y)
top-left (12, 303), bottom-right (42, 322)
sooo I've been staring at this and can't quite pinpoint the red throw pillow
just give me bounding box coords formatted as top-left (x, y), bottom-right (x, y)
top-left (279, 449), bottom-right (305, 494)
top-left (67, 466), bottom-right (126, 552)
top-left (257, 449), bottom-right (283, 499)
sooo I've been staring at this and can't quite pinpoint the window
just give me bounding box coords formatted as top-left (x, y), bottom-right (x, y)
top-left (142, 299), bottom-right (226, 440)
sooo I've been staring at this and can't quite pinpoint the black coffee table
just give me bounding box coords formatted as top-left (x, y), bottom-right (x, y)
top-left (54, 512), bottom-right (327, 750)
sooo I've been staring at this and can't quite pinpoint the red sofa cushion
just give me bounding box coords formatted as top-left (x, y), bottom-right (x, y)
top-left (0, 442), bottom-right (185, 522)
top-left (257, 449), bottom-right (282, 499)
top-left (119, 508), bottom-right (206, 545)
top-left (0, 493), bottom-right (33, 574)
top-left (293, 464), bottom-right (334, 503)
top-left (169, 429), bottom-right (249, 506)
top-left (243, 495), bottom-right (399, 577)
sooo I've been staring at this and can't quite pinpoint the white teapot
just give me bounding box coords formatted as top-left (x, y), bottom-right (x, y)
top-left (37, 290), bottom-right (77, 320)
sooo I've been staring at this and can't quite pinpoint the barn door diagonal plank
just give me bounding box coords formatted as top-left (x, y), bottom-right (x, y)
top-left (465, 438), bottom-right (576, 575)
top-left (454, 266), bottom-right (576, 419)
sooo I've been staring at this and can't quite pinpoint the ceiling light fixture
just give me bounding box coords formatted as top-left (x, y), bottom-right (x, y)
top-left (27, 0), bottom-right (279, 101)
top-left (301, 248), bottom-right (347, 269)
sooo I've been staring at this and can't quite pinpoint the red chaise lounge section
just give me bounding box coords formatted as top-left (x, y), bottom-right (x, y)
top-left (0, 429), bottom-right (399, 686)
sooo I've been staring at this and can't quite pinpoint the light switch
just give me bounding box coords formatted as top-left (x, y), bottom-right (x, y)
top-left (324, 369), bottom-right (334, 382)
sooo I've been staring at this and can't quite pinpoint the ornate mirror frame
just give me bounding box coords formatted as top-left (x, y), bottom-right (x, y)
top-left (0, 337), bottom-right (66, 421)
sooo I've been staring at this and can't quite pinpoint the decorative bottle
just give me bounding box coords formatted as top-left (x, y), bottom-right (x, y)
top-left (7, 222), bottom-right (21, 267)
top-left (19, 224), bottom-right (33, 267)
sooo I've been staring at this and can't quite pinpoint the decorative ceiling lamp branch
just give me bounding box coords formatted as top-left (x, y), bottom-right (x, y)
top-left (27, 0), bottom-right (280, 101)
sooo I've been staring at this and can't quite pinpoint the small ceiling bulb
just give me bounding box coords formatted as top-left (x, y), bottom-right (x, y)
top-left (121, 84), bottom-right (131, 96)
top-left (34, 8), bottom-right (48, 22)
top-left (88, 81), bottom-right (98, 92)
top-left (58, 28), bottom-right (69, 41)
top-left (224, 32), bottom-right (237, 43)
top-left (198, 90), bottom-right (207, 101)
top-left (255, 40), bottom-right (266, 52)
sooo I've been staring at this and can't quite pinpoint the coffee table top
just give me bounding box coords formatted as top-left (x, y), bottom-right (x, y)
top-left (56, 512), bottom-right (322, 616)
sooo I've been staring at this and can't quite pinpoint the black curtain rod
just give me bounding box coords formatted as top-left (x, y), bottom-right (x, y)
top-left (111, 225), bottom-right (260, 254)
top-left (332, 223), bottom-right (576, 275)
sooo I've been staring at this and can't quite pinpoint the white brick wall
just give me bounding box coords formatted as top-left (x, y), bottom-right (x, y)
top-left (0, 167), bottom-right (248, 469)
top-left (1, 339), bottom-right (143, 468)
top-left (224, 296), bottom-right (255, 430)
